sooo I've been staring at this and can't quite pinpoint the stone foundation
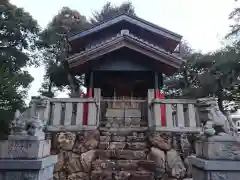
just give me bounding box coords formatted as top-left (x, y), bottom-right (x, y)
top-left (52, 130), bottom-right (100, 180)
top-left (51, 129), bottom-right (196, 180)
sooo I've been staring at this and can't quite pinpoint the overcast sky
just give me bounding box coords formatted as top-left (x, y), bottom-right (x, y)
top-left (10, 0), bottom-right (239, 101)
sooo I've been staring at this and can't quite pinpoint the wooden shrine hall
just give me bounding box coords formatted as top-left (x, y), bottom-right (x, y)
top-left (67, 14), bottom-right (184, 100)
top-left (11, 14), bottom-right (237, 180)
top-left (27, 14), bottom-right (200, 134)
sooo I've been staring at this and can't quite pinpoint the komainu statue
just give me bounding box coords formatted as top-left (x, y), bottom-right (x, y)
top-left (11, 96), bottom-right (49, 139)
top-left (197, 98), bottom-right (237, 137)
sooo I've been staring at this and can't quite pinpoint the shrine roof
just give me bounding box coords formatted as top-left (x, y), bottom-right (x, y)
top-left (68, 14), bottom-right (183, 52)
top-left (67, 30), bottom-right (185, 75)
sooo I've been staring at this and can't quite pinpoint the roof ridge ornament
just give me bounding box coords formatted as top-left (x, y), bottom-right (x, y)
top-left (121, 29), bottom-right (130, 35)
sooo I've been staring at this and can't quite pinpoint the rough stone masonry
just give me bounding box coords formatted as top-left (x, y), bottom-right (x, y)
top-left (52, 128), bottom-right (195, 180)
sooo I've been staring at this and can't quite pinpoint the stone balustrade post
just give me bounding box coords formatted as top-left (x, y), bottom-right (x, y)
top-left (0, 108), bottom-right (57, 180)
top-left (188, 98), bottom-right (240, 180)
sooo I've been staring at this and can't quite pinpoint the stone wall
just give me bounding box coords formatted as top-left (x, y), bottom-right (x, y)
top-left (51, 130), bottom-right (195, 180)
top-left (52, 130), bottom-right (100, 180)
top-left (148, 132), bottom-right (196, 180)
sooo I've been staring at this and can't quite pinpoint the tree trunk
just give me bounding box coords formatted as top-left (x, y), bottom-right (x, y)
top-left (183, 69), bottom-right (189, 88)
top-left (68, 74), bottom-right (77, 97)
top-left (216, 79), bottom-right (225, 114)
top-left (48, 80), bottom-right (53, 94)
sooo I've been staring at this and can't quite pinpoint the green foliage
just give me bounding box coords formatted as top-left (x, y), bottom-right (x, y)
top-left (39, 2), bottom-right (136, 97)
top-left (90, 1), bottom-right (135, 24)
top-left (0, 0), bottom-right (39, 138)
top-left (38, 7), bottom-right (89, 97)
top-left (165, 43), bottom-right (240, 112)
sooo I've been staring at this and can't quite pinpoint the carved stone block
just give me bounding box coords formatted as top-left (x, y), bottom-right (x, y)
top-left (0, 140), bottom-right (51, 159)
top-left (196, 136), bottom-right (240, 160)
top-left (188, 156), bottom-right (240, 180)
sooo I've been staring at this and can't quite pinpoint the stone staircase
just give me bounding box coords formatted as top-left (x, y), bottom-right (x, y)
top-left (91, 126), bottom-right (156, 180)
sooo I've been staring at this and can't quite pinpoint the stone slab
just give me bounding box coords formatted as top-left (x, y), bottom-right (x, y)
top-left (196, 136), bottom-right (240, 160)
top-left (46, 125), bottom-right (97, 132)
top-left (187, 156), bottom-right (240, 171)
top-left (0, 140), bottom-right (51, 159)
top-left (0, 155), bottom-right (57, 170)
top-left (8, 135), bottom-right (45, 141)
top-left (192, 165), bottom-right (240, 180)
top-left (95, 150), bottom-right (147, 160)
top-left (91, 170), bottom-right (154, 180)
top-left (0, 164), bottom-right (54, 180)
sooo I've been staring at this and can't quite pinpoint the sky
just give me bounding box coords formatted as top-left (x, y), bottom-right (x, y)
top-left (10, 0), bottom-right (240, 101)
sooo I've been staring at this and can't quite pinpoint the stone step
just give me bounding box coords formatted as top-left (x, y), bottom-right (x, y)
top-left (100, 120), bottom-right (148, 128)
top-left (92, 160), bottom-right (156, 171)
top-left (91, 170), bottom-right (154, 180)
top-left (95, 150), bottom-right (148, 160)
top-left (100, 127), bottom-right (148, 136)
top-left (100, 135), bottom-right (147, 142)
top-left (98, 142), bottom-right (147, 150)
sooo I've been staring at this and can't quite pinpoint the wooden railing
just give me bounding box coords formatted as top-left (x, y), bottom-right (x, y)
top-left (30, 97), bottom-right (99, 132)
top-left (26, 90), bottom-right (202, 133)
top-left (149, 99), bottom-right (201, 133)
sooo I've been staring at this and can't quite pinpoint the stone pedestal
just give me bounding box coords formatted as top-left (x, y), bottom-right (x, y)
top-left (188, 135), bottom-right (240, 180)
top-left (0, 135), bottom-right (57, 180)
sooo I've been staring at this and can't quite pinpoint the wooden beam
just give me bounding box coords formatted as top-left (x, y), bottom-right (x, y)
top-left (152, 99), bottom-right (197, 104)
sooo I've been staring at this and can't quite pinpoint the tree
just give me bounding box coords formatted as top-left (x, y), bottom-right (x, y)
top-left (90, 1), bottom-right (135, 24)
top-left (226, 7), bottom-right (240, 40)
top-left (38, 7), bottom-right (90, 97)
top-left (39, 2), bottom-right (136, 97)
top-left (0, 0), bottom-right (39, 137)
top-left (165, 44), bottom-right (240, 113)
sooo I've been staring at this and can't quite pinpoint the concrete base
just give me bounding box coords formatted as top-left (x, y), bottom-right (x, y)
top-left (188, 156), bottom-right (240, 180)
top-left (0, 155), bottom-right (57, 180)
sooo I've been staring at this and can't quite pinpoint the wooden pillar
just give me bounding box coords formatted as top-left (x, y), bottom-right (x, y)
top-left (88, 71), bottom-right (94, 97)
top-left (154, 72), bottom-right (159, 98)
top-left (83, 71), bottom-right (94, 125)
top-left (148, 89), bottom-right (155, 128)
top-left (154, 72), bottom-right (166, 127)
top-left (159, 73), bottom-right (163, 88)
top-left (94, 88), bottom-right (101, 126)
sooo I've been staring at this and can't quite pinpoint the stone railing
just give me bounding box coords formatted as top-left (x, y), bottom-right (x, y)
top-left (149, 99), bottom-right (201, 133)
top-left (28, 96), bottom-right (100, 132)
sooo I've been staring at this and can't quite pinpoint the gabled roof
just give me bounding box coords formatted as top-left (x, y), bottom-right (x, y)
top-left (69, 14), bottom-right (182, 42)
top-left (68, 30), bottom-right (185, 75)
top-left (68, 14), bottom-right (182, 52)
